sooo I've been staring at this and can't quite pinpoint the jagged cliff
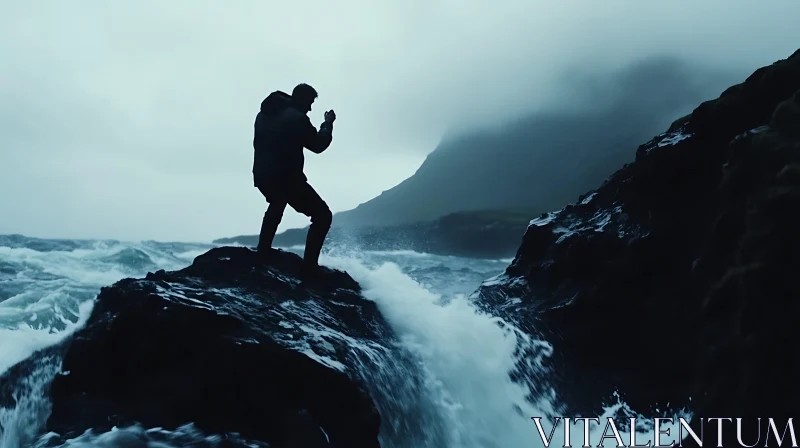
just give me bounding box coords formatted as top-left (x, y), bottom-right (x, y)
top-left (476, 48), bottom-right (800, 443)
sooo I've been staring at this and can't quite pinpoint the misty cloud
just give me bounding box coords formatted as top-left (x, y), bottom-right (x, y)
top-left (335, 54), bottom-right (746, 228)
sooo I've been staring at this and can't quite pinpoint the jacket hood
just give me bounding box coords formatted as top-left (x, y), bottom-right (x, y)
top-left (260, 91), bottom-right (292, 114)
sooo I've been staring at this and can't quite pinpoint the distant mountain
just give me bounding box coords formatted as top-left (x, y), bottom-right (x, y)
top-left (333, 56), bottom-right (743, 228)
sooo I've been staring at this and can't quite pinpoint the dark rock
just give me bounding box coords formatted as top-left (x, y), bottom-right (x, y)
top-left (42, 246), bottom-right (385, 447)
top-left (475, 48), bottom-right (800, 444)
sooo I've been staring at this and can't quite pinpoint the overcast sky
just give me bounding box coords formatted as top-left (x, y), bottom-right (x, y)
top-left (1, 1), bottom-right (799, 243)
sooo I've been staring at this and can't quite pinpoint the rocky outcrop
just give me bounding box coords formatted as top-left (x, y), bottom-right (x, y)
top-left (40, 247), bottom-right (388, 447)
top-left (476, 48), bottom-right (800, 442)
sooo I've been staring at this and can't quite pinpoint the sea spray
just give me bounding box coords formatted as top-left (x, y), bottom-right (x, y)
top-left (0, 355), bottom-right (63, 447)
top-left (0, 301), bottom-right (93, 447)
top-left (324, 253), bottom-right (556, 448)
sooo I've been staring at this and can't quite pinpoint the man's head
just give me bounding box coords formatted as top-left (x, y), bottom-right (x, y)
top-left (291, 83), bottom-right (318, 113)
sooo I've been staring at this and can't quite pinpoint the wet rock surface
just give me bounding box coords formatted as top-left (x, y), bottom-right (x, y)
top-left (44, 246), bottom-right (387, 447)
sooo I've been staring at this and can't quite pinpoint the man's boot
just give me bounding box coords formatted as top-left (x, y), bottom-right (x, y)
top-left (302, 225), bottom-right (326, 270)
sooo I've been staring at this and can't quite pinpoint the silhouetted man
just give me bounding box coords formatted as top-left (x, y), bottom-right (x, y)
top-left (252, 83), bottom-right (336, 270)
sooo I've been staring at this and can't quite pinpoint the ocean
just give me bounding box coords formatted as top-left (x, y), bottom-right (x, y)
top-left (0, 235), bottom-right (681, 447)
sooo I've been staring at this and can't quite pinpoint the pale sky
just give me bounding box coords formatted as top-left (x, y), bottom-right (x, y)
top-left (1, 1), bottom-right (799, 242)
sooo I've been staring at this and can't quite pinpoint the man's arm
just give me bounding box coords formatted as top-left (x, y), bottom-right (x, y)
top-left (303, 118), bottom-right (333, 154)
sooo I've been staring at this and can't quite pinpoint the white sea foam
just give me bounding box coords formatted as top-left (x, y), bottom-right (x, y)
top-left (0, 301), bottom-right (93, 377)
top-left (324, 254), bottom-right (556, 447)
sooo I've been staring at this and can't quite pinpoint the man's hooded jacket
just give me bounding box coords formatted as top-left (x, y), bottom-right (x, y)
top-left (252, 91), bottom-right (333, 188)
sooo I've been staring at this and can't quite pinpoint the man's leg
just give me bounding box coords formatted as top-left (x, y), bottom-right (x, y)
top-left (286, 182), bottom-right (333, 267)
top-left (257, 185), bottom-right (288, 253)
